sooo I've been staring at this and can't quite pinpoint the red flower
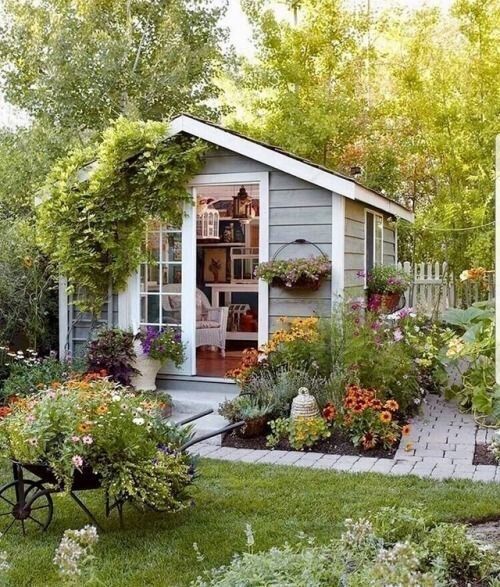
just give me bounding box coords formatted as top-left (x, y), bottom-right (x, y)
top-left (0, 406), bottom-right (11, 419)
top-left (362, 432), bottom-right (377, 450)
top-left (322, 403), bottom-right (336, 421)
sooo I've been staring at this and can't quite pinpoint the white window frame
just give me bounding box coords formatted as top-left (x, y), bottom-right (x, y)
top-left (364, 208), bottom-right (384, 286)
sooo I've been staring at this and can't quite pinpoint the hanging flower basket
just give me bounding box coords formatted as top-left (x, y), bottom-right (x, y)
top-left (255, 239), bottom-right (331, 291)
top-left (270, 275), bottom-right (323, 291)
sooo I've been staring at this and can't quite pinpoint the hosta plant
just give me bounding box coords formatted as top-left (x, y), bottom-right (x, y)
top-left (0, 377), bottom-right (195, 510)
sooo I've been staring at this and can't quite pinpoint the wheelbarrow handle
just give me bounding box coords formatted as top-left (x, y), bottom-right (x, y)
top-left (176, 408), bottom-right (214, 426)
top-left (181, 421), bottom-right (245, 450)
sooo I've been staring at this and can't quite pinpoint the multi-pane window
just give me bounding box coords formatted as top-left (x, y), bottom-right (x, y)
top-left (140, 222), bottom-right (182, 331)
top-left (365, 211), bottom-right (384, 275)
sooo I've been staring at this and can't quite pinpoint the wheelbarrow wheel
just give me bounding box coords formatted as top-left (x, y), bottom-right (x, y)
top-left (0, 480), bottom-right (53, 535)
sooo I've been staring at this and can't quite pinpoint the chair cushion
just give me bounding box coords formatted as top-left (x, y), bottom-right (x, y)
top-left (196, 320), bottom-right (220, 329)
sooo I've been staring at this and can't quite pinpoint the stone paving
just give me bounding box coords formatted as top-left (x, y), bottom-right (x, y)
top-left (192, 395), bottom-right (499, 482)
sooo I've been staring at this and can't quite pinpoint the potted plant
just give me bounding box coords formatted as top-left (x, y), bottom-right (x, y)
top-left (131, 327), bottom-right (185, 391)
top-left (365, 265), bottom-right (411, 313)
top-left (255, 256), bottom-right (331, 290)
top-left (219, 394), bottom-right (274, 438)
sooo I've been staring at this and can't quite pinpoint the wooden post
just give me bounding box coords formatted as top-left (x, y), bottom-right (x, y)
top-left (496, 135), bottom-right (500, 386)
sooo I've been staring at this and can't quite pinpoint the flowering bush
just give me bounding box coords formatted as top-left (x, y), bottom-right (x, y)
top-left (363, 265), bottom-right (411, 296)
top-left (86, 328), bottom-right (137, 386)
top-left (136, 326), bottom-right (185, 366)
top-left (337, 385), bottom-right (409, 450)
top-left (53, 525), bottom-right (99, 581)
top-left (255, 256), bottom-right (331, 288)
top-left (0, 377), bottom-right (195, 510)
top-left (0, 351), bottom-right (84, 402)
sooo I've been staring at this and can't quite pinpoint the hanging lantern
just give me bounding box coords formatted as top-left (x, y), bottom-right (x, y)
top-left (197, 199), bottom-right (220, 240)
top-left (232, 186), bottom-right (253, 221)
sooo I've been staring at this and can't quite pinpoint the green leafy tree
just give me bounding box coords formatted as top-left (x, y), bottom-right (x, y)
top-left (229, 0), bottom-right (499, 271)
top-left (0, 0), bottom-right (228, 133)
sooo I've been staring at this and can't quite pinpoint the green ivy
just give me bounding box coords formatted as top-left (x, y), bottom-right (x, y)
top-left (37, 117), bottom-right (207, 315)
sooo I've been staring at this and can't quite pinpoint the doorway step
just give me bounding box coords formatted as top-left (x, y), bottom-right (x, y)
top-left (157, 378), bottom-right (239, 446)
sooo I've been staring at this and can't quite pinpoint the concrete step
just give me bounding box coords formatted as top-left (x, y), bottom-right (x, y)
top-left (166, 388), bottom-right (238, 415)
top-left (165, 388), bottom-right (239, 446)
top-left (157, 375), bottom-right (238, 395)
top-left (171, 410), bottom-right (230, 447)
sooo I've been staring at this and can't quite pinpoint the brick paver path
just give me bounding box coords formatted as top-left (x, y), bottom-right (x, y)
top-left (193, 395), bottom-right (499, 482)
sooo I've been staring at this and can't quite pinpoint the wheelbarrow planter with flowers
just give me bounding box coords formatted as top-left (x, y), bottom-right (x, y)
top-left (0, 377), bottom-right (242, 536)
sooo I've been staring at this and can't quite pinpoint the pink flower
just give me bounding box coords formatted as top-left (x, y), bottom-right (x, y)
top-left (46, 391), bottom-right (56, 399)
top-left (393, 328), bottom-right (404, 342)
top-left (26, 414), bottom-right (35, 423)
top-left (72, 455), bottom-right (83, 470)
top-left (82, 435), bottom-right (93, 445)
top-left (71, 435), bottom-right (80, 443)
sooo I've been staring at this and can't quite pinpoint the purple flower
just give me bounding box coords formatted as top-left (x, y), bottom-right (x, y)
top-left (393, 328), bottom-right (404, 342)
top-left (356, 270), bottom-right (366, 278)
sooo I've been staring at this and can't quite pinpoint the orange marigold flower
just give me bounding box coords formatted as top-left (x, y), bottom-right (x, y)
top-left (51, 381), bottom-right (61, 389)
top-left (402, 424), bottom-right (411, 436)
top-left (96, 405), bottom-right (108, 415)
top-left (379, 410), bottom-right (392, 423)
top-left (362, 432), bottom-right (377, 450)
top-left (384, 399), bottom-right (399, 412)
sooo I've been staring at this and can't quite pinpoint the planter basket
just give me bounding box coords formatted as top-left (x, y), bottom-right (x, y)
top-left (269, 239), bottom-right (330, 291)
top-left (368, 292), bottom-right (403, 314)
top-left (238, 416), bottom-right (268, 438)
top-left (271, 276), bottom-right (322, 291)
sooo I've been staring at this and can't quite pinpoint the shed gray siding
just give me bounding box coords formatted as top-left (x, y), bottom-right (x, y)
top-left (204, 148), bottom-right (332, 334)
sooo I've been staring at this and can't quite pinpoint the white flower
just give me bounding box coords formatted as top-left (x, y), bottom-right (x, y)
top-left (132, 417), bottom-right (145, 426)
top-left (111, 394), bottom-right (121, 402)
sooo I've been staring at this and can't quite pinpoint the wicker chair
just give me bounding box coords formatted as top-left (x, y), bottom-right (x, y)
top-left (195, 289), bottom-right (228, 357)
top-left (161, 287), bottom-right (228, 356)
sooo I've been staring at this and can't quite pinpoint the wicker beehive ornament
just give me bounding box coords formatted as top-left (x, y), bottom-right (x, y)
top-left (290, 387), bottom-right (320, 420)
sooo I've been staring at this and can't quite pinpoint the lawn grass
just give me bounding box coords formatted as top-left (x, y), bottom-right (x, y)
top-left (1, 458), bottom-right (499, 586)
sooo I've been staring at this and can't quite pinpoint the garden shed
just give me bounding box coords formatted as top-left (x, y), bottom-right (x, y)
top-left (59, 114), bottom-right (413, 382)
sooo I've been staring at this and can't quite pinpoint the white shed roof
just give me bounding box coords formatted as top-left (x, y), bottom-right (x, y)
top-left (169, 114), bottom-right (414, 222)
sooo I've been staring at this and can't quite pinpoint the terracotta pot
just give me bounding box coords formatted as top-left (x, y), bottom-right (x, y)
top-left (271, 276), bottom-right (323, 291)
top-left (238, 416), bottom-right (268, 438)
top-left (368, 292), bottom-right (401, 313)
top-left (130, 340), bottom-right (161, 391)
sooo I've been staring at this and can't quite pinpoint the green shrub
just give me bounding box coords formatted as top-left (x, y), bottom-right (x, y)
top-left (192, 508), bottom-right (499, 587)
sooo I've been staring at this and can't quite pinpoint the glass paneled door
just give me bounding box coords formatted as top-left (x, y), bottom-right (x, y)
top-left (138, 211), bottom-right (196, 375)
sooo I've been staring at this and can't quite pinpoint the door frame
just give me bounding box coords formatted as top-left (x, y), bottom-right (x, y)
top-left (189, 172), bottom-right (270, 368)
top-left (118, 171), bottom-right (270, 377)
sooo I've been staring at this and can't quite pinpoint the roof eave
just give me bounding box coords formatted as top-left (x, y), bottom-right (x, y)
top-left (168, 115), bottom-right (414, 222)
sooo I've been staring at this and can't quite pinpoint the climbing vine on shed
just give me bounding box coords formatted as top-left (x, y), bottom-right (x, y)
top-left (37, 117), bottom-right (207, 315)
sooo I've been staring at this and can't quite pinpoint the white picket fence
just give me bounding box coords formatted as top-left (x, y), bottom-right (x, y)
top-left (397, 262), bottom-right (495, 317)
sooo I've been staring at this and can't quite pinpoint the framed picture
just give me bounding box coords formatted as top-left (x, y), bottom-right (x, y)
top-left (203, 248), bottom-right (227, 283)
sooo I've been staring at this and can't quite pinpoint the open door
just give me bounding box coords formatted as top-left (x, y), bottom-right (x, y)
top-left (138, 200), bottom-right (196, 376)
